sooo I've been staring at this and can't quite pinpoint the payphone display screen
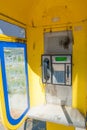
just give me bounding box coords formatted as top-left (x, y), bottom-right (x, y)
top-left (52, 55), bottom-right (71, 64)
top-left (55, 57), bottom-right (67, 62)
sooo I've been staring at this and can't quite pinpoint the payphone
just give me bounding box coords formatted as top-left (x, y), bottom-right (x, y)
top-left (42, 55), bottom-right (72, 86)
top-left (42, 30), bottom-right (73, 106)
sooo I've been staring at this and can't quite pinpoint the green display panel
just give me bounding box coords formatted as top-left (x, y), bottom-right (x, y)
top-left (55, 57), bottom-right (67, 61)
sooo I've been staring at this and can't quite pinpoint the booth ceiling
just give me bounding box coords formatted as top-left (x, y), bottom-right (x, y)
top-left (0, 0), bottom-right (87, 26)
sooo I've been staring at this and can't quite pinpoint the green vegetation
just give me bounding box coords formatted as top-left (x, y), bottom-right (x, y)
top-left (4, 48), bottom-right (27, 94)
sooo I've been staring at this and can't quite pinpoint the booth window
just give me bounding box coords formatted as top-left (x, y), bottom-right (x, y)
top-left (0, 19), bottom-right (29, 126)
top-left (0, 20), bottom-right (26, 38)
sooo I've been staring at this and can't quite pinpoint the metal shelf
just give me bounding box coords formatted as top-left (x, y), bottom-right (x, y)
top-left (27, 104), bottom-right (86, 128)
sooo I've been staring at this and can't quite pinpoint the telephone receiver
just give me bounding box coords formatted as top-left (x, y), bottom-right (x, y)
top-left (43, 58), bottom-right (50, 82)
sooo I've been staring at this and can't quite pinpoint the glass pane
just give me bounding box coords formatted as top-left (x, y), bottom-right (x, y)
top-left (4, 47), bottom-right (28, 119)
top-left (0, 20), bottom-right (25, 38)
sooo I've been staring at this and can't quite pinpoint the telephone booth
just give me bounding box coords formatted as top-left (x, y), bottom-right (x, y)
top-left (0, 0), bottom-right (87, 130)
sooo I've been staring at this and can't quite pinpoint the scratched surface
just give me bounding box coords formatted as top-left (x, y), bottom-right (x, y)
top-left (46, 84), bottom-right (72, 106)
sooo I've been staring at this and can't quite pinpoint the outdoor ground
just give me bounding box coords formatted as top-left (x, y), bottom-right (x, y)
top-left (0, 122), bottom-right (24, 130)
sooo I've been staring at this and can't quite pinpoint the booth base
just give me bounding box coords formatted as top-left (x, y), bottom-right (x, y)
top-left (27, 104), bottom-right (86, 128)
top-left (75, 127), bottom-right (86, 130)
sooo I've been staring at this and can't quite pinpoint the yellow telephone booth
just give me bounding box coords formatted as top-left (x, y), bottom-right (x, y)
top-left (0, 0), bottom-right (87, 130)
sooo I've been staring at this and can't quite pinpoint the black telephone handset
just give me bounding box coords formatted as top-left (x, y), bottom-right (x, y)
top-left (43, 58), bottom-right (50, 82)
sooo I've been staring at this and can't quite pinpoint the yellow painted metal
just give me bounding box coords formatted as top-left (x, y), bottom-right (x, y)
top-left (0, 0), bottom-right (87, 26)
top-left (27, 24), bottom-right (87, 130)
top-left (72, 22), bottom-right (87, 114)
top-left (27, 28), bottom-right (46, 107)
top-left (47, 122), bottom-right (74, 130)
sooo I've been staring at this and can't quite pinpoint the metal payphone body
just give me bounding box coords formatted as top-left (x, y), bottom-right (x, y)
top-left (42, 55), bottom-right (72, 86)
top-left (42, 30), bottom-right (73, 106)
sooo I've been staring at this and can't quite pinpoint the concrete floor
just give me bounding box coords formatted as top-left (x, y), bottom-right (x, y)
top-left (0, 122), bottom-right (24, 130)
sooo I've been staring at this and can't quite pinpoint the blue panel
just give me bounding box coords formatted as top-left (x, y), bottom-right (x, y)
top-left (24, 119), bottom-right (46, 130)
top-left (32, 120), bottom-right (46, 130)
top-left (53, 71), bottom-right (65, 83)
top-left (0, 20), bottom-right (25, 38)
top-left (0, 41), bottom-right (30, 125)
